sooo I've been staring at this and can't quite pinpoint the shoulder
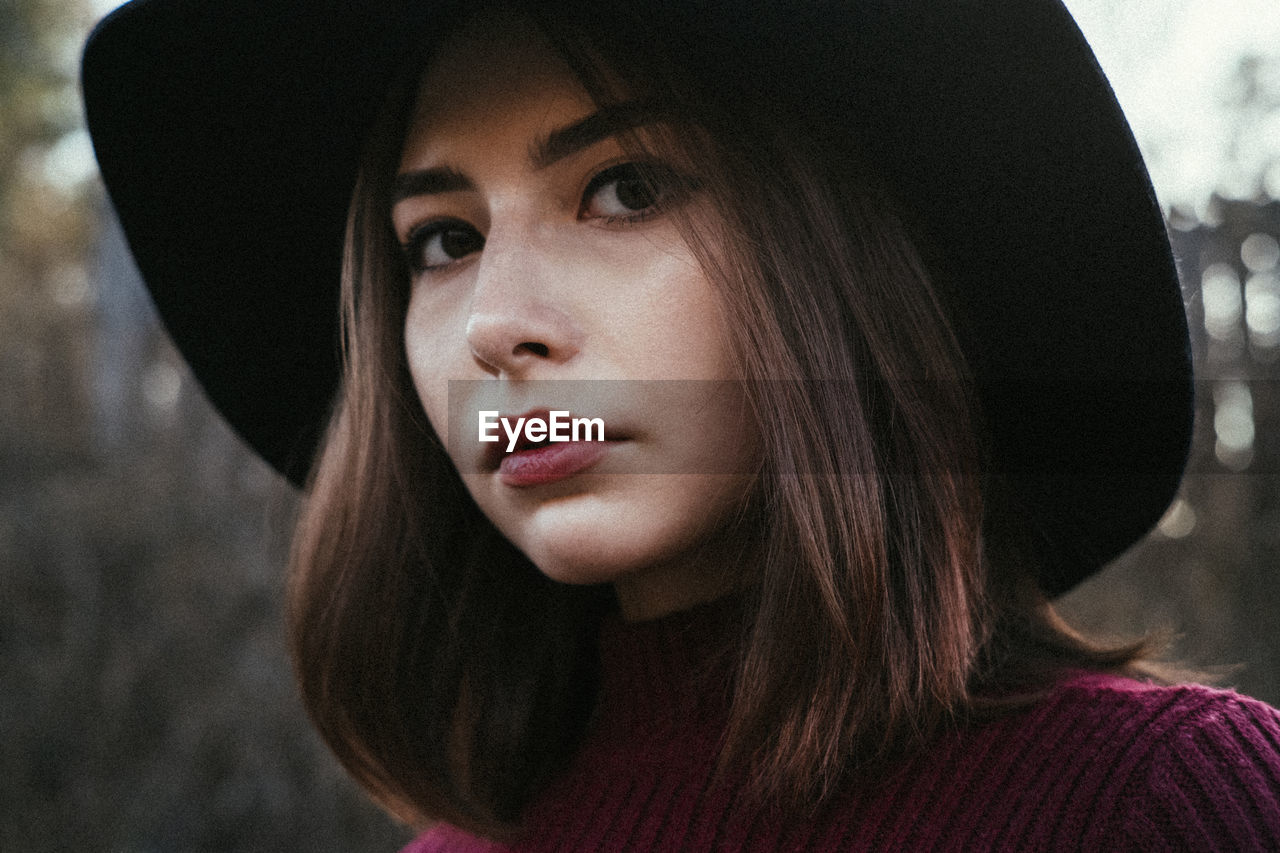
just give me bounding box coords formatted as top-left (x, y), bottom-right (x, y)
top-left (1043, 670), bottom-right (1280, 758)
top-left (395, 675), bottom-right (1280, 852)
top-left (1036, 672), bottom-right (1280, 850)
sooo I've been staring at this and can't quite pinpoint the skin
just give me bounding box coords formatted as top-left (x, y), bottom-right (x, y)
top-left (393, 15), bottom-right (760, 621)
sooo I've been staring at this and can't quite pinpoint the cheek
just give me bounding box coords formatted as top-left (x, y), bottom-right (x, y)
top-left (618, 245), bottom-right (738, 381)
top-left (403, 288), bottom-right (464, 437)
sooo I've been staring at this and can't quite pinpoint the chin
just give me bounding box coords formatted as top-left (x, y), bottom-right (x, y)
top-left (517, 513), bottom-right (665, 586)
top-left (499, 493), bottom-right (713, 587)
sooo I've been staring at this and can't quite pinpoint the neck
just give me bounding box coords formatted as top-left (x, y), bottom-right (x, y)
top-left (594, 594), bottom-right (744, 736)
top-left (612, 504), bottom-right (762, 621)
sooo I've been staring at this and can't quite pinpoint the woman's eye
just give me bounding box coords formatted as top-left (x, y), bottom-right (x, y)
top-left (402, 220), bottom-right (484, 272)
top-left (580, 162), bottom-right (678, 222)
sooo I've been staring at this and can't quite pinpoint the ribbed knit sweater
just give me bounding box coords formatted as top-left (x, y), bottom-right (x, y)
top-left (404, 603), bottom-right (1280, 851)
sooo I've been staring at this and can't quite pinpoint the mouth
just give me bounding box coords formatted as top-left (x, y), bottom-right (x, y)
top-left (480, 408), bottom-right (626, 487)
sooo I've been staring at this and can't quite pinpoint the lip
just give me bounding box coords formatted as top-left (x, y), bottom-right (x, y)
top-left (481, 408), bottom-right (623, 487)
top-left (498, 440), bottom-right (611, 487)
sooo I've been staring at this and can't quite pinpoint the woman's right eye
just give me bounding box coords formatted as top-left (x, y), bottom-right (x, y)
top-left (401, 220), bottom-right (485, 273)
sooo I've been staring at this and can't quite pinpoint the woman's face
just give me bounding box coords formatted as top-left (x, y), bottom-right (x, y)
top-left (393, 17), bottom-right (758, 620)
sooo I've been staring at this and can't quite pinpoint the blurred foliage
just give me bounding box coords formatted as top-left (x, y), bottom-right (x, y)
top-left (1, 1), bottom-right (1278, 851)
top-left (1060, 198), bottom-right (1280, 706)
top-left (1, 0), bottom-right (407, 850)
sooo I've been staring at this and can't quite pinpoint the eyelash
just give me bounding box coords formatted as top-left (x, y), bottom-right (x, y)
top-left (398, 160), bottom-right (690, 274)
top-left (401, 217), bottom-right (482, 274)
top-left (578, 161), bottom-right (679, 225)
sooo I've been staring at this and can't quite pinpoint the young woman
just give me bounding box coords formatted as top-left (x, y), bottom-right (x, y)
top-left (84, 0), bottom-right (1280, 848)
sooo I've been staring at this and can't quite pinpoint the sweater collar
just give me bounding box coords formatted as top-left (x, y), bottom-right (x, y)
top-left (593, 595), bottom-right (744, 735)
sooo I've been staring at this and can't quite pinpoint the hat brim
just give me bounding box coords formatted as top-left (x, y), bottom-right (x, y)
top-left (81, 0), bottom-right (1193, 594)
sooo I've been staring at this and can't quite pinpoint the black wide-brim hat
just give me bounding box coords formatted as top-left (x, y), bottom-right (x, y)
top-left (81, 0), bottom-right (1193, 595)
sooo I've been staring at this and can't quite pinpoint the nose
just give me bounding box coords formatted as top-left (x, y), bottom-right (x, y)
top-left (464, 229), bottom-right (582, 378)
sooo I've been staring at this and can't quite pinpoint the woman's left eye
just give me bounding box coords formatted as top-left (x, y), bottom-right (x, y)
top-left (579, 162), bottom-right (681, 223)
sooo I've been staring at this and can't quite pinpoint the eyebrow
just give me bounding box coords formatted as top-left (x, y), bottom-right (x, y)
top-left (391, 167), bottom-right (473, 204)
top-left (530, 101), bottom-right (663, 170)
top-left (391, 101), bottom-right (664, 204)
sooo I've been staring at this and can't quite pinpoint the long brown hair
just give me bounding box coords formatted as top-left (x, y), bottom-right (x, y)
top-left (288, 1), bottom-right (1148, 836)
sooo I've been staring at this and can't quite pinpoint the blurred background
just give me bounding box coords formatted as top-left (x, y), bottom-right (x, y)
top-left (2, 0), bottom-right (1278, 850)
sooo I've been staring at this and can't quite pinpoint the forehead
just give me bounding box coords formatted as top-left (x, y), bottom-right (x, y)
top-left (399, 12), bottom-right (595, 166)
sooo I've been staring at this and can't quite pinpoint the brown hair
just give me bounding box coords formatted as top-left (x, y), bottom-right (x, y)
top-left (287, 2), bottom-right (1148, 836)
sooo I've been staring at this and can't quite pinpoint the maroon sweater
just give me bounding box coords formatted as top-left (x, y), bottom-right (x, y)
top-left (405, 605), bottom-right (1280, 851)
